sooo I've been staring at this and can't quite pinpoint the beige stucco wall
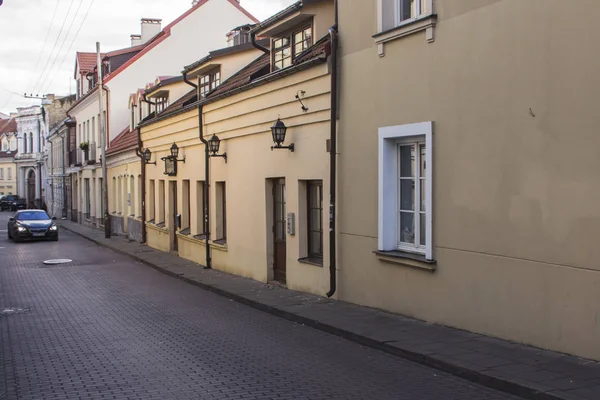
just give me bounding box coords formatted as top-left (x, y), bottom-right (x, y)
top-left (0, 159), bottom-right (17, 195)
top-left (142, 63), bottom-right (332, 295)
top-left (107, 151), bottom-right (142, 233)
top-left (338, 0), bottom-right (600, 359)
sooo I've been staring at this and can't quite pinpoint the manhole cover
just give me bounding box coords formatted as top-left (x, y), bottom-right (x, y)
top-left (1, 307), bottom-right (30, 316)
top-left (43, 259), bottom-right (72, 265)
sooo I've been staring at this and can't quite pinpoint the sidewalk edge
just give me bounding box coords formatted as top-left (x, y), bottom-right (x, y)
top-left (61, 224), bottom-right (563, 400)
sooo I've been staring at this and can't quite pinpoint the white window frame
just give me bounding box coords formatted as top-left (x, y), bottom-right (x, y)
top-left (378, 121), bottom-right (433, 260)
top-left (377, 0), bottom-right (433, 32)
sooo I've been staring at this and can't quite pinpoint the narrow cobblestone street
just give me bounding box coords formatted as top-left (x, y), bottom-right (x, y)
top-left (0, 212), bottom-right (518, 400)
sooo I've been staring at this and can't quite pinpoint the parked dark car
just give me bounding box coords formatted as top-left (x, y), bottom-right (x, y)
top-left (0, 195), bottom-right (26, 211)
top-left (7, 210), bottom-right (58, 242)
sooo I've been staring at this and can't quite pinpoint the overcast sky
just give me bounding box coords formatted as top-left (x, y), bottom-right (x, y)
top-left (0, 0), bottom-right (295, 114)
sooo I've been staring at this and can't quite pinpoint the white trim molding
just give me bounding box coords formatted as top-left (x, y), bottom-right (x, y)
top-left (378, 121), bottom-right (433, 260)
top-left (374, 0), bottom-right (436, 57)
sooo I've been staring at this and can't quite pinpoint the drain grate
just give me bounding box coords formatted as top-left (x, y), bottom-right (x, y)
top-left (0, 307), bottom-right (30, 317)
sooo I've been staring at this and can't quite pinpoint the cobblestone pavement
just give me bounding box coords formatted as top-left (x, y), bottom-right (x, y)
top-left (0, 213), bottom-right (518, 400)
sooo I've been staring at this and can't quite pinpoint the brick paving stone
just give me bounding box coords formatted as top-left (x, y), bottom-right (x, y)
top-left (0, 213), bottom-right (519, 399)
top-left (51, 218), bottom-right (600, 400)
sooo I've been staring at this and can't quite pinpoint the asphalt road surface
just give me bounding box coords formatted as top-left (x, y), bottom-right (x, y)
top-left (0, 211), bottom-right (518, 400)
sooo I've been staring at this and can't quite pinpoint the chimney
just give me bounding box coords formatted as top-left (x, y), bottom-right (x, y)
top-left (131, 34), bottom-right (142, 47)
top-left (140, 18), bottom-right (162, 43)
top-left (192, 0), bottom-right (199, 5)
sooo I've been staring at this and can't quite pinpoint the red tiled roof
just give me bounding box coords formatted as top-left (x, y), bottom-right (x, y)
top-left (106, 126), bottom-right (139, 156)
top-left (75, 52), bottom-right (104, 78)
top-left (104, 0), bottom-right (258, 84)
top-left (0, 118), bottom-right (17, 134)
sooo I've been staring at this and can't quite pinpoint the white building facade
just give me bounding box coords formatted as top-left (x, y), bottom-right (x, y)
top-left (14, 106), bottom-right (44, 207)
top-left (68, 0), bottom-right (257, 229)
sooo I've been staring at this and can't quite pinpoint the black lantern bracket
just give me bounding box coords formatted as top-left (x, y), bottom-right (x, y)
top-left (169, 143), bottom-right (186, 163)
top-left (208, 134), bottom-right (227, 163)
top-left (271, 143), bottom-right (295, 152)
top-left (270, 118), bottom-right (294, 152)
top-left (295, 90), bottom-right (308, 112)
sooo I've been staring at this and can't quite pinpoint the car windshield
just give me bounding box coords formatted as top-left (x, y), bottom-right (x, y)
top-left (17, 211), bottom-right (50, 221)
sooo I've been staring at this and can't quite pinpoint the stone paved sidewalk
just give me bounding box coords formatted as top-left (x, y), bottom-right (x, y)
top-left (60, 220), bottom-right (600, 400)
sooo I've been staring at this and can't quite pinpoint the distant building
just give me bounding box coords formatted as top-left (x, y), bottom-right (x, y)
top-left (0, 117), bottom-right (18, 196)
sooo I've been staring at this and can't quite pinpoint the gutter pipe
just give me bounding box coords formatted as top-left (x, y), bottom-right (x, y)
top-left (182, 74), bottom-right (211, 269)
top-left (327, 0), bottom-right (339, 298)
top-left (251, 31), bottom-right (270, 54)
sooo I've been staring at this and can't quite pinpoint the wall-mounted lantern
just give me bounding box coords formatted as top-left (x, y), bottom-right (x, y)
top-left (208, 134), bottom-right (227, 163)
top-left (270, 118), bottom-right (294, 152)
top-left (143, 148), bottom-right (156, 165)
top-left (161, 143), bottom-right (186, 176)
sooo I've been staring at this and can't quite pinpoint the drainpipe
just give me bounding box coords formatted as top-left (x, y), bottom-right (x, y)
top-left (198, 106), bottom-right (211, 269)
top-left (326, 0), bottom-right (339, 298)
top-left (134, 126), bottom-right (147, 244)
top-left (182, 74), bottom-right (211, 270)
top-left (182, 70), bottom-right (197, 90)
top-left (251, 31), bottom-right (270, 54)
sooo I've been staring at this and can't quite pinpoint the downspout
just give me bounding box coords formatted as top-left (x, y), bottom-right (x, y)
top-left (326, 0), bottom-right (339, 298)
top-left (198, 106), bottom-right (211, 269)
top-left (134, 123), bottom-right (147, 244)
top-left (62, 132), bottom-right (66, 218)
top-left (182, 70), bottom-right (196, 89)
top-left (251, 31), bottom-right (270, 54)
top-left (182, 74), bottom-right (212, 270)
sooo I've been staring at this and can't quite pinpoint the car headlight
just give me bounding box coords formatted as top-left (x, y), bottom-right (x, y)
top-left (49, 225), bottom-right (57, 231)
top-left (17, 226), bottom-right (26, 232)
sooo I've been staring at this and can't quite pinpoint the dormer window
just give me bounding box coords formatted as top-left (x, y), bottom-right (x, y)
top-left (199, 69), bottom-right (221, 97)
top-left (155, 96), bottom-right (169, 114)
top-left (272, 24), bottom-right (313, 71)
top-left (1, 140), bottom-right (7, 152)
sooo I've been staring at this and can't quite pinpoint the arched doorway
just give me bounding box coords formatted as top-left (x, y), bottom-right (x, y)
top-left (27, 169), bottom-right (36, 208)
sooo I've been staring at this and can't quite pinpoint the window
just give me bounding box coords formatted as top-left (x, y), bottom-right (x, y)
top-left (378, 122), bottom-right (433, 259)
top-left (129, 176), bottom-right (135, 216)
top-left (112, 177), bottom-right (117, 212)
top-left (199, 70), bottom-right (221, 97)
top-left (92, 117), bottom-right (95, 145)
top-left (137, 175), bottom-right (142, 218)
top-left (28, 133), bottom-right (33, 154)
top-left (272, 25), bottom-right (313, 70)
top-left (0, 168), bottom-right (3, 180)
top-left (195, 181), bottom-right (206, 236)
top-left (215, 182), bottom-right (226, 243)
top-left (10, 138), bottom-right (16, 151)
top-left (307, 180), bottom-right (323, 259)
top-left (1, 140), bottom-right (7, 151)
top-left (99, 177), bottom-right (104, 224)
top-left (381, 0), bottom-right (430, 31)
top-left (181, 180), bottom-right (190, 232)
top-left (148, 179), bottom-right (156, 222)
top-left (158, 180), bottom-right (165, 224)
top-left (7, 168), bottom-right (11, 180)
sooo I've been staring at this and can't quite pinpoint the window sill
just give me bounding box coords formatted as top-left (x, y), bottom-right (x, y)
top-left (298, 257), bottom-right (323, 267)
top-left (373, 14), bottom-right (437, 57)
top-left (373, 250), bottom-right (436, 272)
top-left (179, 228), bottom-right (191, 236)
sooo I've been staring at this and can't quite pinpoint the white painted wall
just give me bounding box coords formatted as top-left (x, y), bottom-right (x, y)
top-left (105, 0), bottom-right (256, 140)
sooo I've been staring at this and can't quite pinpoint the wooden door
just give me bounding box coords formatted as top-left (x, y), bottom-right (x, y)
top-left (273, 179), bottom-right (286, 284)
top-left (169, 181), bottom-right (178, 253)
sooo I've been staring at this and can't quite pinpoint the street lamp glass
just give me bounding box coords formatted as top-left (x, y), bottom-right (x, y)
top-left (170, 143), bottom-right (179, 158)
top-left (208, 135), bottom-right (221, 155)
top-left (143, 148), bottom-right (152, 163)
top-left (271, 118), bottom-right (287, 146)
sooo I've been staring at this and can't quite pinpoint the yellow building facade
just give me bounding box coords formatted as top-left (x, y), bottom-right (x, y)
top-left (337, 0), bottom-right (600, 360)
top-left (140, 1), bottom-right (335, 295)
